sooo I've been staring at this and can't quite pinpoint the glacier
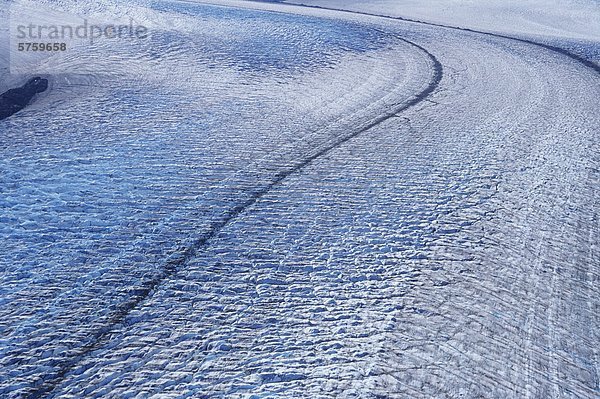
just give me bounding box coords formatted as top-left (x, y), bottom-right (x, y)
top-left (0, 0), bottom-right (599, 398)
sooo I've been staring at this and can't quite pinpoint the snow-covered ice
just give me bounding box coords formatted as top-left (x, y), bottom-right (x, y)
top-left (279, 0), bottom-right (600, 41)
top-left (1, 0), bottom-right (599, 398)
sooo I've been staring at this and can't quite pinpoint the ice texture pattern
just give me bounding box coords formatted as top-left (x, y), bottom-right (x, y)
top-left (0, 0), bottom-right (599, 398)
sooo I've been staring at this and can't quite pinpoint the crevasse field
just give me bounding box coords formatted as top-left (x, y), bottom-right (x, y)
top-left (0, 0), bottom-right (598, 398)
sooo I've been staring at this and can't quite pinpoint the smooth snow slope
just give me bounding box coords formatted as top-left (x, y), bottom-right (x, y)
top-left (1, 0), bottom-right (599, 398)
top-left (278, 0), bottom-right (600, 41)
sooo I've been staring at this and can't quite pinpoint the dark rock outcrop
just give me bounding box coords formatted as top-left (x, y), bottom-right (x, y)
top-left (0, 77), bottom-right (48, 120)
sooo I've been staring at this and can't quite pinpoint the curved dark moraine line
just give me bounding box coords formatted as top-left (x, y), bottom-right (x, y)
top-left (26, 33), bottom-right (443, 398)
top-left (0, 77), bottom-right (48, 121)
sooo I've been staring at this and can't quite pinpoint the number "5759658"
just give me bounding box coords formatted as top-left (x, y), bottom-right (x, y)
top-left (17, 42), bottom-right (67, 51)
